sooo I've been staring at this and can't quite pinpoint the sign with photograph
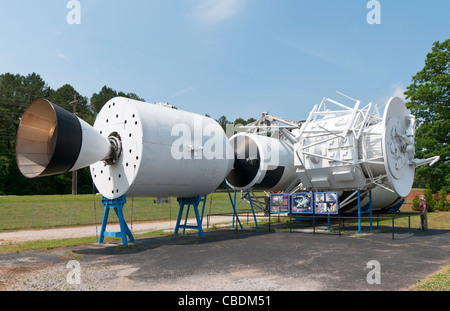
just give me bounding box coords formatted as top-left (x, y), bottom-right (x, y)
top-left (291, 192), bottom-right (313, 214)
top-left (270, 193), bottom-right (290, 214)
top-left (314, 192), bottom-right (339, 214)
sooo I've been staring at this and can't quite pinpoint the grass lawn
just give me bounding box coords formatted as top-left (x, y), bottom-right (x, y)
top-left (334, 198), bottom-right (450, 231)
top-left (408, 265), bottom-right (450, 291)
top-left (0, 191), bottom-right (254, 231)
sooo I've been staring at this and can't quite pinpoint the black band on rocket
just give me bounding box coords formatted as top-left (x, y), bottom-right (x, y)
top-left (40, 102), bottom-right (82, 176)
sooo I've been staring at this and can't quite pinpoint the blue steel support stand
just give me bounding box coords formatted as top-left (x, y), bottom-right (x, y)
top-left (225, 182), bottom-right (258, 230)
top-left (357, 189), bottom-right (362, 233)
top-left (225, 182), bottom-right (243, 230)
top-left (98, 195), bottom-right (134, 246)
top-left (174, 195), bottom-right (207, 237)
top-left (327, 214), bottom-right (331, 231)
top-left (357, 189), bottom-right (373, 233)
top-left (369, 190), bottom-right (373, 231)
top-left (246, 189), bottom-right (259, 229)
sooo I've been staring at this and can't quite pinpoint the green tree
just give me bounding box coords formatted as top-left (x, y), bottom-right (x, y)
top-left (216, 115), bottom-right (230, 131)
top-left (0, 73), bottom-right (53, 195)
top-left (247, 117), bottom-right (257, 124)
top-left (0, 73), bottom-right (50, 150)
top-left (90, 85), bottom-right (145, 114)
top-left (423, 187), bottom-right (436, 212)
top-left (233, 117), bottom-right (247, 125)
top-left (48, 84), bottom-right (94, 125)
top-left (47, 84), bottom-right (94, 194)
top-left (405, 39), bottom-right (450, 192)
top-left (90, 86), bottom-right (117, 114)
top-left (436, 188), bottom-right (449, 211)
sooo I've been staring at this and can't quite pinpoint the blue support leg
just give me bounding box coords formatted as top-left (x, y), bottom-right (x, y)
top-left (192, 198), bottom-right (204, 237)
top-left (357, 189), bottom-right (362, 233)
top-left (328, 214), bottom-right (331, 231)
top-left (369, 190), bottom-right (373, 232)
top-left (182, 203), bottom-right (191, 235)
top-left (113, 206), bottom-right (134, 245)
top-left (246, 189), bottom-right (258, 229)
top-left (98, 195), bottom-right (134, 246)
top-left (225, 182), bottom-right (243, 230)
top-left (175, 196), bottom-right (206, 237)
top-left (174, 203), bottom-right (185, 236)
top-left (98, 205), bottom-right (110, 244)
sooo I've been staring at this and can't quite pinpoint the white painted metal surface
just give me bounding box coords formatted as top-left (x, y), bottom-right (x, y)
top-left (293, 96), bottom-right (420, 197)
top-left (380, 97), bottom-right (417, 197)
top-left (90, 97), bottom-right (234, 199)
top-left (71, 117), bottom-right (111, 171)
top-left (226, 132), bottom-right (298, 192)
top-left (343, 187), bottom-right (404, 213)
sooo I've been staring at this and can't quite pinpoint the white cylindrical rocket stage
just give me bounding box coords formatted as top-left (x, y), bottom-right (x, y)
top-left (225, 133), bottom-right (298, 192)
top-left (294, 97), bottom-right (418, 198)
top-left (90, 97), bottom-right (233, 199)
top-left (15, 97), bottom-right (234, 199)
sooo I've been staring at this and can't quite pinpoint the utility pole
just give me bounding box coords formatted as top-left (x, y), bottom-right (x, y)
top-left (70, 94), bottom-right (78, 195)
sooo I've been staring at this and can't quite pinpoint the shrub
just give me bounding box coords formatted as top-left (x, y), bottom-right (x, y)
top-left (436, 189), bottom-right (449, 211)
top-left (424, 187), bottom-right (436, 212)
top-left (412, 194), bottom-right (420, 211)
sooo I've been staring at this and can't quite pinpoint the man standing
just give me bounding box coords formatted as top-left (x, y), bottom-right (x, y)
top-left (419, 195), bottom-right (428, 231)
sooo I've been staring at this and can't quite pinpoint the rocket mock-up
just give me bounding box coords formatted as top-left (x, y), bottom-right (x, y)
top-left (16, 97), bottom-right (234, 199)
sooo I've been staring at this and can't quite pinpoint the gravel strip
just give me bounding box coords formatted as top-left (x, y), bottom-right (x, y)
top-left (4, 263), bottom-right (113, 291)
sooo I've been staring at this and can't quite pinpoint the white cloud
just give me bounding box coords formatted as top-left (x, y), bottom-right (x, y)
top-left (378, 82), bottom-right (408, 109)
top-left (382, 82), bottom-right (407, 104)
top-left (190, 0), bottom-right (247, 25)
top-left (172, 86), bottom-right (196, 97)
top-left (282, 39), bottom-right (343, 67)
top-left (56, 51), bottom-right (71, 61)
top-left (390, 82), bottom-right (407, 102)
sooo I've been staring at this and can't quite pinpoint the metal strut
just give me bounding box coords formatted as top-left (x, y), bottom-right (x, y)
top-left (225, 182), bottom-right (259, 230)
top-left (174, 195), bottom-right (207, 237)
top-left (98, 195), bottom-right (135, 246)
top-left (357, 189), bottom-right (373, 233)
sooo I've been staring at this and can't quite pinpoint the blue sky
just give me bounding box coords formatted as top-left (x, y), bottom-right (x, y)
top-left (0, 0), bottom-right (448, 122)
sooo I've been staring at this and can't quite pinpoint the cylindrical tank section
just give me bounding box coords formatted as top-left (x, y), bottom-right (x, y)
top-left (225, 133), bottom-right (298, 192)
top-left (294, 97), bottom-right (417, 197)
top-left (90, 97), bottom-right (234, 199)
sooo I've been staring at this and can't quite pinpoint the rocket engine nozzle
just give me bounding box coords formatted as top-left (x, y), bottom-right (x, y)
top-left (15, 98), bottom-right (111, 178)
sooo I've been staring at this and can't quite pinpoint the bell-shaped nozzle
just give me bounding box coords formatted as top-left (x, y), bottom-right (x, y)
top-left (15, 98), bottom-right (113, 178)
